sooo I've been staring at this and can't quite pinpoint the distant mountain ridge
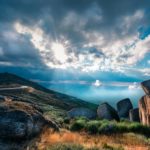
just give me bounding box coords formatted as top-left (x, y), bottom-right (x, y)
top-left (0, 72), bottom-right (54, 92)
top-left (0, 72), bottom-right (97, 111)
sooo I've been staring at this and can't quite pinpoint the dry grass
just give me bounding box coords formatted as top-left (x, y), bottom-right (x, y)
top-left (36, 128), bottom-right (150, 150)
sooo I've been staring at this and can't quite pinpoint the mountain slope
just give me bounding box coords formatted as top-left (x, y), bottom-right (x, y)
top-left (0, 72), bottom-right (98, 112)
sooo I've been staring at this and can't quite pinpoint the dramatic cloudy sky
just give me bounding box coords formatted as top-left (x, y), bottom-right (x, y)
top-left (0, 0), bottom-right (150, 105)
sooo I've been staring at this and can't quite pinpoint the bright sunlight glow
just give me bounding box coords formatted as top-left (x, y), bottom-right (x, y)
top-left (51, 42), bottom-right (67, 63)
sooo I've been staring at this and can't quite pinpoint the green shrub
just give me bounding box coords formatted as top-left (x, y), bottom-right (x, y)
top-left (57, 117), bottom-right (64, 124)
top-left (86, 147), bottom-right (99, 150)
top-left (74, 116), bottom-right (89, 121)
top-left (86, 120), bottom-right (101, 134)
top-left (69, 118), bottom-right (150, 136)
top-left (102, 143), bottom-right (124, 150)
top-left (63, 117), bottom-right (70, 124)
top-left (46, 143), bottom-right (84, 150)
top-left (102, 143), bottom-right (114, 150)
top-left (128, 122), bottom-right (150, 135)
top-left (115, 122), bottom-right (129, 133)
top-left (128, 122), bottom-right (141, 132)
top-left (99, 123), bottom-right (117, 134)
top-left (70, 119), bottom-right (86, 131)
top-left (98, 119), bottom-right (110, 125)
top-left (120, 118), bottom-right (130, 123)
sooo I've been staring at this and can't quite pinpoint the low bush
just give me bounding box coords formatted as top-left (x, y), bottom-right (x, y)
top-left (46, 143), bottom-right (124, 150)
top-left (70, 118), bottom-right (87, 131)
top-left (46, 143), bottom-right (84, 150)
top-left (115, 122), bottom-right (129, 133)
top-left (86, 148), bottom-right (99, 150)
top-left (68, 118), bottom-right (150, 136)
top-left (128, 122), bottom-right (150, 136)
top-left (99, 123), bottom-right (117, 134)
top-left (86, 120), bottom-right (101, 134)
top-left (102, 143), bottom-right (124, 150)
top-left (63, 117), bottom-right (70, 124)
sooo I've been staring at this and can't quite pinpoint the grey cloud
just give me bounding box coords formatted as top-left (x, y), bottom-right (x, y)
top-left (0, 23), bottom-right (45, 68)
top-left (0, 0), bottom-right (150, 70)
top-left (1, 0), bottom-right (150, 42)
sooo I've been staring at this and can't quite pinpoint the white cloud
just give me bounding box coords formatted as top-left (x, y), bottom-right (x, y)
top-left (14, 22), bottom-right (104, 71)
top-left (0, 61), bottom-right (12, 66)
top-left (139, 68), bottom-right (150, 76)
top-left (14, 11), bottom-right (150, 74)
top-left (92, 80), bottom-right (102, 87)
top-left (128, 82), bottom-right (140, 90)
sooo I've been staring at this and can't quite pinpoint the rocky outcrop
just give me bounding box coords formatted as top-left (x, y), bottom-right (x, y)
top-left (68, 107), bottom-right (96, 119)
top-left (139, 95), bottom-right (150, 126)
top-left (141, 79), bottom-right (150, 95)
top-left (0, 101), bottom-right (58, 139)
top-left (129, 108), bottom-right (140, 122)
top-left (0, 101), bottom-right (59, 150)
top-left (117, 98), bottom-right (133, 118)
top-left (139, 79), bottom-right (150, 126)
top-left (97, 102), bottom-right (119, 121)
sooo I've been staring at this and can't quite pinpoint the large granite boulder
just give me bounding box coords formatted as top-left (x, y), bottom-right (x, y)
top-left (139, 95), bottom-right (150, 126)
top-left (141, 79), bottom-right (150, 95)
top-left (129, 108), bottom-right (140, 122)
top-left (68, 107), bottom-right (96, 119)
top-left (97, 102), bottom-right (119, 121)
top-left (0, 101), bottom-right (58, 140)
top-left (117, 98), bottom-right (133, 118)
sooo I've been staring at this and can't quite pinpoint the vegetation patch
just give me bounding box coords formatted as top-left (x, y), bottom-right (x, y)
top-left (68, 117), bottom-right (150, 136)
top-left (102, 143), bottom-right (124, 150)
top-left (46, 143), bottom-right (125, 150)
top-left (70, 117), bottom-right (87, 131)
top-left (46, 143), bottom-right (84, 150)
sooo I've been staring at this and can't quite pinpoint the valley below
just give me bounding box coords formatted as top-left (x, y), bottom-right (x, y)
top-left (0, 72), bottom-right (149, 150)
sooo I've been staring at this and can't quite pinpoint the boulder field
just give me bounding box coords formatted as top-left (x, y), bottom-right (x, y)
top-left (68, 79), bottom-right (150, 125)
top-left (68, 100), bottom-right (138, 122)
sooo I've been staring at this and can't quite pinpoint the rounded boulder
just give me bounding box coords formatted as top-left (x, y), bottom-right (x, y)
top-left (117, 98), bottom-right (133, 118)
top-left (0, 101), bottom-right (58, 140)
top-left (97, 102), bottom-right (119, 121)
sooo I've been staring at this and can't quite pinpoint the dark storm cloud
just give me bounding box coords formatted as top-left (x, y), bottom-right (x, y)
top-left (0, 23), bottom-right (45, 67)
top-left (1, 0), bottom-right (150, 35)
top-left (0, 0), bottom-right (150, 70)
